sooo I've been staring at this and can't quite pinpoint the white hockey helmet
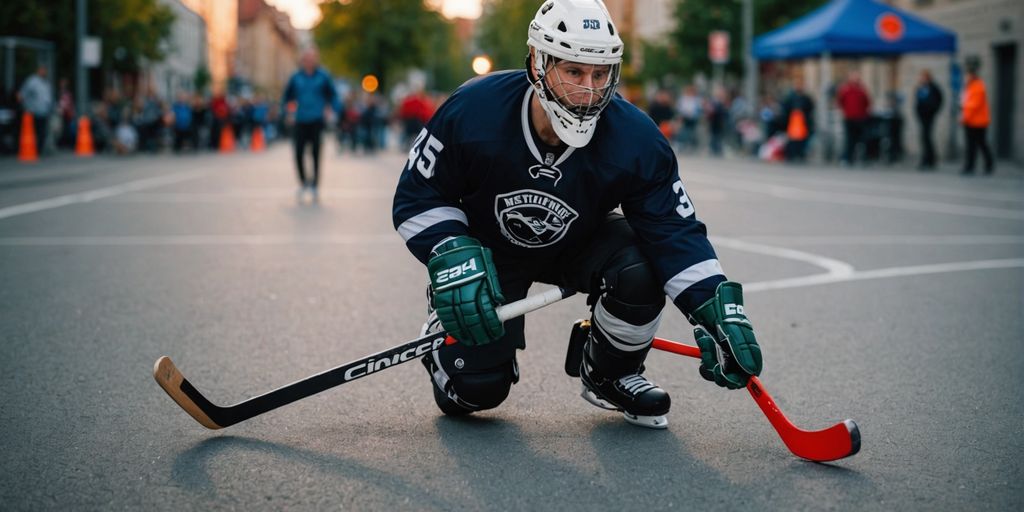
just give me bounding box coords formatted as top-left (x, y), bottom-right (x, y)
top-left (527, 0), bottom-right (623, 147)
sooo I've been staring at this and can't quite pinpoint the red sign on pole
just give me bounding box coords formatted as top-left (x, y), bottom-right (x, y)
top-left (709, 31), bottom-right (730, 64)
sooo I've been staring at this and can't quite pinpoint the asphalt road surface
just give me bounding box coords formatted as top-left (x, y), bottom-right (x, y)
top-left (1, 145), bottom-right (1022, 510)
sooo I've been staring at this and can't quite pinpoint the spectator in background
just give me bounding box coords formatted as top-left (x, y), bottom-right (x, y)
top-left (337, 92), bottom-right (360, 153)
top-left (113, 108), bottom-right (138, 154)
top-left (706, 87), bottom-right (728, 157)
top-left (914, 70), bottom-right (942, 170)
top-left (728, 91), bottom-right (751, 150)
top-left (251, 94), bottom-right (270, 141)
top-left (281, 48), bottom-right (342, 201)
top-left (960, 60), bottom-right (993, 175)
top-left (675, 85), bottom-right (702, 152)
top-left (646, 89), bottom-right (675, 141)
top-left (105, 88), bottom-right (128, 133)
top-left (233, 96), bottom-right (251, 148)
top-left (781, 79), bottom-right (814, 162)
top-left (17, 65), bottom-right (53, 155)
top-left (883, 90), bottom-right (904, 163)
top-left (190, 93), bottom-right (208, 149)
top-left (171, 92), bottom-right (194, 152)
top-left (138, 87), bottom-right (163, 153)
top-left (398, 86), bottom-right (436, 148)
top-left (0, 87), bottom-right (18, 154)
top-left (360, 94), bottom-right (382, 154)
top-left (209, 91), bottom-right (229, 150)
top-left (759, 94), bottom-right (780, 138)
top-left (836, 71), bottom-right (871, 166)
top-left (57, 78), bottom-right (76, 148)
top-left (0, 87), bottom-right (18, 153)
top-left (89, 101), bottom-right (112, 153)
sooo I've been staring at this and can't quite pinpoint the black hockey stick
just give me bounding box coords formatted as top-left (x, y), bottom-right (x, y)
top-left (154, 287), bottom-right (576, 429)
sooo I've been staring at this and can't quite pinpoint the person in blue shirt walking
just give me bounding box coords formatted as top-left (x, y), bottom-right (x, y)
top-left (171, 92), bottom-right (194, 152)
top-left (281, 49), bottom-right (342, 201)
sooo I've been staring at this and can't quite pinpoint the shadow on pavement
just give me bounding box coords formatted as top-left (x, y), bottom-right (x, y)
top-left (171, 435), bottom-right (456, 509)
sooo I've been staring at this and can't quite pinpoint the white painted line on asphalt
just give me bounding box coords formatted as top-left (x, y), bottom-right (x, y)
top-left (0, 234), bottom-right (402, 246)
top-left (686, 175), bottom-right (1024, 220)
top-left (727, 235), bottom-right (1024, 246)
top-left (106, 189), bottom-right (396, 202)
top-left (690, 169), bottom-right (1024, 203)
top-left (0, 172), bottom-right (206, 221)
top-left (712, 236), bottom-right (1023, 293)
top-left (745, 259), bottom-right (1024, 293)
top-left (711, 236), bottom-right (855, 277)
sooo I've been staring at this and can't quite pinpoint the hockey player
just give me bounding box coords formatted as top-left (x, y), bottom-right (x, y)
top-left (392, 0), bottom-right (762, 429)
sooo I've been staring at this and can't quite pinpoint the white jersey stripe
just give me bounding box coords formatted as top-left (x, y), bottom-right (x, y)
top-left (664, 259), bottom-right (725, 300)
top-left (397, 207), bottom-right (469, 242)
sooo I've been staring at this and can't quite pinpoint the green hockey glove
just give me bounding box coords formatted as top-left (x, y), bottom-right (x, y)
top-left (690, 281), bottom-right (762, 390)
top-left (427, 236), bottom-right (505, 346)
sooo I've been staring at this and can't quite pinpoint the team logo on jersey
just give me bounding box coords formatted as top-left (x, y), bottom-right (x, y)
top-left (495, 190), bottom-right (578, 248)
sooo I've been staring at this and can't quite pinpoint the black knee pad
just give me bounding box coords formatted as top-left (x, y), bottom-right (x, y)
top-left (427, 341), bottom-right (519, 413)
top-left (448, 363), bottom-right (517, 411)
top-left (598, 246), bottom-right (665, 324)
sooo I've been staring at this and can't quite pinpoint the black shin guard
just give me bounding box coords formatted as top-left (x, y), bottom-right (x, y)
top-left (578, 298), bottom-right (670, 426)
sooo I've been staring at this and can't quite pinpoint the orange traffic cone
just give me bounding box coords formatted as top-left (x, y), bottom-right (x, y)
top-left (250, 125), bottom-right (265, 152)
top-left (17, 112), bottom-right (38, 162)
top-left (219, 124), bottom-right (235, 153)
top-left (75, 116), bottom-right (95, 157)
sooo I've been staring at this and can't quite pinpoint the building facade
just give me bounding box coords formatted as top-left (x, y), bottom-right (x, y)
top-left (147, 0), bottom-right (207, 101)
top-left (605, 0), bottom-right (675, 75)
top-left (180, 0), bottom-right (238, 94)
top-left (236, 0), bottom-right (299, 99)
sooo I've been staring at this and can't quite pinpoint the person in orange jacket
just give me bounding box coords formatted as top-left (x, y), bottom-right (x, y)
top-left (960, 61), bottom-right (993, 174)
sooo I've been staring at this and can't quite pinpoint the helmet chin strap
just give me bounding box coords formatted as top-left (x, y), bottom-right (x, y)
top-left (525, 52), bottom-right (563, 142)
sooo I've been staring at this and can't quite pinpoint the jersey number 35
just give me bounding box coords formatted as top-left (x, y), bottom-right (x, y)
top-left (407, 128), bottom-right (445, 179)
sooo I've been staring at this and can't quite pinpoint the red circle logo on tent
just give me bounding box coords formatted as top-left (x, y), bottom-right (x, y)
top-left (876, 13), bottom-right (904, 42)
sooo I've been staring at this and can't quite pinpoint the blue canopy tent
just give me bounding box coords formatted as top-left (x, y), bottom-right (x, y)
top-left (754, 0), bottom-right (957, 59)
top-left (750, 0), bottom-right (958, 161)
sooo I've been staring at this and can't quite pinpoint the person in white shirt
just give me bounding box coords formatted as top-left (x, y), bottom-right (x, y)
top-left (17, 66), bottom-right (53, 154)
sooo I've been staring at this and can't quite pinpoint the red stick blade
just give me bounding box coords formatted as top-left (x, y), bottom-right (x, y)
top-left (652, 338), bottom-right (860, 462)
top-left (784, 419), bottom-right (860, 462)
top-left (747, 377), bottom-right (860, 462)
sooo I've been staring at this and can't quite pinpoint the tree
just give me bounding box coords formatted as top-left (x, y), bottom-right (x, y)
top-left (95, 0), bottom-right (175, 72)
top-left (661, 0), bottom-right (822, 81)
top-left (0, 0), bottom-right (174, 92)
top-left (193, 65), bottom-right (211, 94)
top-left (314, 0), bottom-right (459, 92)
top-left (476, 0), bottom-right (537, 72)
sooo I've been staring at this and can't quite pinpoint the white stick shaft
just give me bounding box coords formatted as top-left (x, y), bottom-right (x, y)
top-left (496, 287), bottom-right (574, 322)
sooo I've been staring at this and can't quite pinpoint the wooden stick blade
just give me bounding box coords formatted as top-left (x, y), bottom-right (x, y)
top-left (153, 356), bottom-right (223, 430)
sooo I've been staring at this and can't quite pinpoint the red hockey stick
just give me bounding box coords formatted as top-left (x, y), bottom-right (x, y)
top-left (652, 337), bottom-right (860, 462)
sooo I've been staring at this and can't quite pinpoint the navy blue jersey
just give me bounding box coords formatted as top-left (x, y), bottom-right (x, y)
top-left (393, 71), bottom-right (725, 313)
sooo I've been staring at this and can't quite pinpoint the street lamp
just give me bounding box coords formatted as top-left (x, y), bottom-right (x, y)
top-left (361, 74), bottom-right (379, 93)
top-left (742, 0), bottom-right (756, 110)
top-left (472, 55), bottom-right (492, 76)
